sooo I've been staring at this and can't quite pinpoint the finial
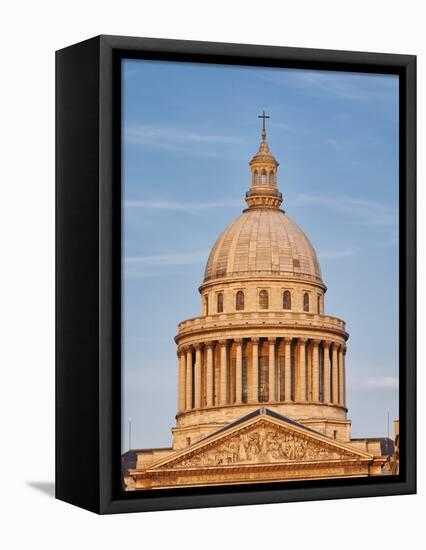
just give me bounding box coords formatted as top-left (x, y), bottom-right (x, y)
top-left (258, 110), bottom-right (270, 141)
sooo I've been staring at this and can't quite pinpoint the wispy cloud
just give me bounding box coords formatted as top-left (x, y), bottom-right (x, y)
top-left (293, 71), bottom-right (396, 102)
top-left (258, 70), bottom-right (397, 103)
top-left (323, 137), bottom-right (346, 152)
top-left (124, 124), bottom-right (243, 156)
top-left (124, 250), bottom-right (208, 278)
top-left (270, 121), bottom-right (301, 133)
top-left (362, 377), bottom-right (399, 390)
top-left (124, 198), bottom-right (241, 212)
top-left (289, 193), bottom-right (398, 228)
top-left (318, 248), bottom-right (357, 260)
top-left (123, 67), bottom-right (141, 78)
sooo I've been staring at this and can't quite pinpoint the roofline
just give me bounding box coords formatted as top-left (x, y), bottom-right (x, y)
top-left (122, 447), bottom-right (172, 454)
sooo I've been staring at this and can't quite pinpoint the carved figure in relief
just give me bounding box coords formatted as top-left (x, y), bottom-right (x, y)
top-left (169, 425), bottom-right (347, 468)
top-left (245, 431), bottom-right (262, 460)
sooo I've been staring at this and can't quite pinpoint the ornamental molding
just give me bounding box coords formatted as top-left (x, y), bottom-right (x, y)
top-left (150, 416), bottom-right (371, 471)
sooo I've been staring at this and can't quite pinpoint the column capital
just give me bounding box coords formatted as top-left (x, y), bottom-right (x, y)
top-left (184, 344), bottom-right (193, 353)
top-left (298, 338), bottom-right (308, 345)
top-left (331, 341), bottom-right (340, 350)
top-left (323, 340), bottom-right (331, 349)
top-left (311, 339), bottom-right (321, 346)
top-left (251, 337), bottom-right (260, 345)
top-left (218, 339), bottom-right (228, 348)
top-left (341, 343), bottom-right (347, 354)
top-left (177, 346), bottom-right (185, 357)
top-left (194, 342), bottom-right (203, 351)
top-left (283, 337), bottom-right (293, 345)
top-left (267, 337), bottom-right (276, 344)
top-left (234, 338), bottom-right (243, 345)
top-left (205, 340), bottom-right (216, 349)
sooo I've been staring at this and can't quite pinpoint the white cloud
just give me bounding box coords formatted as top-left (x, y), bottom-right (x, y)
top-left (124, 198), bottom-right (241, 212)
top-left (123, 67), bottom-right (141, 78)
top-left (124, 250), bottom-right (208, 278)
top-left (318, 248), bottom-right (357, 260)
top-left (363, 377), bottom-right (399, 390)
top-left (258, 70), bottom-right (397, 102)
top-left (289, 193), bottom-right (398, 228)
top-left (323, 137), bottom-right (346, 152)
top-left (350, 375), bottom-right (399, 391)
top-left (124, 124), bottom-right (243, 156)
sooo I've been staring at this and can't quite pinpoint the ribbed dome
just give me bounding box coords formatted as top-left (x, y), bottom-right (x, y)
top-left (249, 139), bottom-right (279, 166)
top-left (203, 208), bottom-right (323, 284)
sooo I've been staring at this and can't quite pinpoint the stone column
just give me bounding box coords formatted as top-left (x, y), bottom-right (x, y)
top-left (323, 341), bottom-right (331, 403)
top-left (219, 340), bottom-right (228, 405)
top-left (298, 339), bottom-right (307, 401)
top-left (177, 348), bottom-right (186, 412)
top-left (205, 341), bottom-right (214, 407)
top-left (339, 344), bottom-right (346, 406)
top-left (251, 338), bottom-right (259, 403)
top-left (342, 345), bottom-right (347, 406)
top-left (307, 342), bottom-right (312, 400)
top-left (312, 339), bottom-right (320, 402)
top-left (268, 338), bottom-right (276, 402)
top-left (331, 343), bottom-right (339, 404)
top-left (284, 337), bottom-right (292, 401)
top-left (235, 339), bottom-right (243, 405)
top-left (194, 344), bottom-right (202, 409)
top-left (185, 346), bottom-right (193, 410)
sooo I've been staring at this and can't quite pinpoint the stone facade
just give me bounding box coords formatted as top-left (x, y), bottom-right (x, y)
top-left (125, 121), bottom-right (387, 490)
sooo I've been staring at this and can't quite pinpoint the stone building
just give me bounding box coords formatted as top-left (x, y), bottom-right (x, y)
top-left (125, 118), bottom-right (387, 491)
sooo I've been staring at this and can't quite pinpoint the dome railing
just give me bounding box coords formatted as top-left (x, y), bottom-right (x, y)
top-left (177, 310), bottom-right (346, 335)
top-left (245, 189), bottom-right (282, 199)
top-left (202, 269), bottom-right (324, 285)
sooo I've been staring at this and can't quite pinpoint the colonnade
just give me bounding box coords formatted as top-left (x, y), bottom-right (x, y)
top-left (177, 337), bottom-right (346, 413)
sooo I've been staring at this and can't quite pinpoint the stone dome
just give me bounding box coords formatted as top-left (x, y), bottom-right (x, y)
top-left (172, 119), bottom-right (349, 455)
top-left (249, 138), bottom-right (279, 166)
top-left (203, 208), bottom-right (323, 284)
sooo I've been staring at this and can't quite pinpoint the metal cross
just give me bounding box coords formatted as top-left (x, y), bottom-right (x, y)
top-left (258, 110), bottom-right (270, 131)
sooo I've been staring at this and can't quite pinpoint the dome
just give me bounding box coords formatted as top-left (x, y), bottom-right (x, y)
top-left (203, 208), bottom-right (323, 284)
top-left (249, 138), bottom-right (279, 166)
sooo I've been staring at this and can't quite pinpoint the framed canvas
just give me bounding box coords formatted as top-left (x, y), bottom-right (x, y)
top-left (56, 35), bottom-right (416, 514)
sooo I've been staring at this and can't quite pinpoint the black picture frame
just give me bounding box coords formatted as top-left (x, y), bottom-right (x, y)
top-left (56, 35), bottom-right (416, 514)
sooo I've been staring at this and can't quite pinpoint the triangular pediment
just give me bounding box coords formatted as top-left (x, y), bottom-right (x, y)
top-left (148, 412), bottom-right (373, 471)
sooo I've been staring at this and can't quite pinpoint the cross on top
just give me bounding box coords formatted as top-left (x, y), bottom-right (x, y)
top-left (258, 110), bottom-right (270, 131)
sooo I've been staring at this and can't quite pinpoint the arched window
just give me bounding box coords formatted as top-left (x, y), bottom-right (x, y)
top-left (253, 170), bottom-right (258, 184)
top-left (283, 290), bottom-right (291, 310)
top-left (269, 171), bottom-right (274, 184)
top-left (204, 296), bottom-right (209, 315)
top-left (217, 292), bottom-right (224, 313)
top-left (303, 292), bottom-right (309, 312)
top-left (259, 290), bottom-right (269, 310)
top-left (317, 295), bottom-right (321, 314)
top-left (261, 169), bottom-right (267, 184)
top-left (236, 290), bottom-right (244, 311)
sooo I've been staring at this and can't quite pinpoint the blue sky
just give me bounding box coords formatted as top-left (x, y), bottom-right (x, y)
top-left (122, 58), bottom-right (399, 451)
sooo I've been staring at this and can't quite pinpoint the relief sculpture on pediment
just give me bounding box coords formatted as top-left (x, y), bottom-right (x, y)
top-left (166, 424), bottom-right (348, 469)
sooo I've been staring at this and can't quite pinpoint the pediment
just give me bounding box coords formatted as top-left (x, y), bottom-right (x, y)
top-left (149, 415), bottom-right (372, 471)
